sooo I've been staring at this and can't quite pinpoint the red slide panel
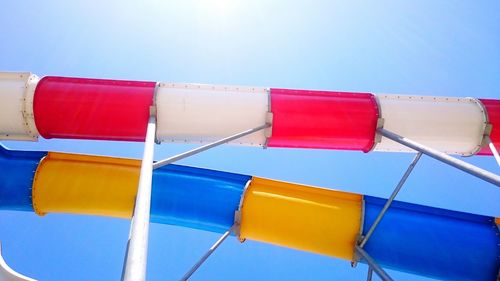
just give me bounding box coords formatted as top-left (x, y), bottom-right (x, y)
top-left (478, 99), bottom-right (500, 155)
top-left (268, 88), bottom-right (379, 152)
top-left (34, 76), bottom-right (156, 141)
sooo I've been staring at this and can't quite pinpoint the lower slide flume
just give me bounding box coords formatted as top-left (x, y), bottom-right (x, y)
top-left (0, 145), bottom-right (498, 281)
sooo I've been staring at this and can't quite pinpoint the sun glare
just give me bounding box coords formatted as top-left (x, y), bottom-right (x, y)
top-left (196, 0), bottom-right (240, 24)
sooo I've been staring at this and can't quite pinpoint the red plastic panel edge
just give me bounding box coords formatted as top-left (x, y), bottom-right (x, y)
top-left (478, 99), bottom-right (500, 155)
top-left (268, 88), bottom-right (379, 152)
top-left (34, 76), bottom-right (156, 141)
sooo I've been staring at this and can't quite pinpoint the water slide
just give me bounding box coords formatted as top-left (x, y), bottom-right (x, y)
top-left (1, 72), bottom-right (500, 155)
top-left (0, 145), bottom-right (498, 280)
top-left (0, 72), bottom-right (499, 280)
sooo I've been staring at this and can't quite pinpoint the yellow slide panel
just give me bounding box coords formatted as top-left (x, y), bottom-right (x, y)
top-left (32, 152), bottom-right (140, 218)
top-left (239, 177), bottom-right (362, 260)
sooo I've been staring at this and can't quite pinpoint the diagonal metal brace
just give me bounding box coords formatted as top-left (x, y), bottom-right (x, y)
top-left (180, 226), bottom-right (234, 281)
top-left (356, 246), bottom-right (394, 281)
top-left (153, 124), bottom-right (271, 170)
top-left (378, 128), bottom-right (500, 186)
top-left (484, 135), bottom-right (500, 169)
top-left (359, 152), bottom-right (422, 248)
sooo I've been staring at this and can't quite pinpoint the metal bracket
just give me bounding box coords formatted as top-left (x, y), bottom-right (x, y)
top-left (233, 210), bottom-right (242, 238)
top-left (263, 112), bottom-right (273, 149)
top-left (374, 118), bottom-right (385, 144)
top-left (149, 105), bottom-right (157, 118)
top-left (481, 123), bottom-right (493, 148)
top-left (367, 117), bottom-right (385, 153)
top-left (234, 179), bottom-right (251, 241)
top-left (351, 198), bottom-right (366, 268)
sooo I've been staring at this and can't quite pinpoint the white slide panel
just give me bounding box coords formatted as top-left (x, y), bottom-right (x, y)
top-left (0, 72), bottom-right (39, 140)
top-left (374, 94), bottom-right (487, 156)
top-left (156, 83), bottom-right (269, 146)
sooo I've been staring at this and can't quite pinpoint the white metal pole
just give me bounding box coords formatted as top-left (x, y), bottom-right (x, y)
top-left (180, 227), bottom-right (233, 281)
top-left (355, 246), bottom-right (393, 281)
top-left (485, 136), bottom-right (500, 168)
top-left (378, 128), bottom-right (500, 186)
top-left (122, 115), bottom-right (156, 281)
top-left (366, 267), bottom-right (373, 281)
top-left (153, 124), bottom-right (270, 170)
top-left (359, 152), bottom-right (422, 248)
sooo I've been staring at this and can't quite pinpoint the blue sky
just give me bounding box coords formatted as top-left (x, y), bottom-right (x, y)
top-left (1, 1), bottom-right (499, 280)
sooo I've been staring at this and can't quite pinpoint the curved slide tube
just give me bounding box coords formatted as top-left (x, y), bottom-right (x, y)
top-left (1, 72), bottom-right (500, 155)
top-left (0, 145), bottom-right (498, 280)
top-left (0, 243), bottom-right (36, 281)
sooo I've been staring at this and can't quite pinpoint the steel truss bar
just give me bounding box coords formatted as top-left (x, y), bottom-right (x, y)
top-left (153, 124), bottom-right (271, 170)
top-left (367, 267), bottom-right (373, 281)
top-left (485, 136), bottom-right (500, 168)
top-left (359, 152), bottom-right (423, 248)
top-left (122, 115), bottom-right (157, 281)
top-left (180, 227), bottom-right (234, 281)
top-left (378, 128), bottom-right (500, 186)
top-left (355, 246), bottom-right (394, 281)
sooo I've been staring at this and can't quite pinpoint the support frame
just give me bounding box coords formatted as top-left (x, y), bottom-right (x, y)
top-left (122, 114), bottom-right (157, 281)
top-left (355, 246), bottom-right (393, 281)
top-left (180, 226), bottom-right (234, 281)
top-left (359, 152), bottom-right (422, 248)
top-left (122, 123), bottom-right (270, 281)
top-left (378, 128), bottom-right (500, 186)
top-left (153, 124), bottom-right (271, 170)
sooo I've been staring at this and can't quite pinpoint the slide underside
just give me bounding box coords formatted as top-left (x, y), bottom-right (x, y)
top-left (1, 72), bottom-right (500, 155)
top-left (1, 71), bottom-right (499, 280)
top-left (0, 145), bottom-right (498, 281)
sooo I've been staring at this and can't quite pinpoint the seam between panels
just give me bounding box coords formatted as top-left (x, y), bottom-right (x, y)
top-left (471, 98), bottom-right (492, 156)
top-left (31, 154), bottom-right (48, 216)
top-left (351, 197), bottom-right (365, 266)
top-left (263, 88), bottom-right (273, 149)
top-left (367, 93), bottom-right (383, 153)
top-left (234, 178), bottom-right (252, 242)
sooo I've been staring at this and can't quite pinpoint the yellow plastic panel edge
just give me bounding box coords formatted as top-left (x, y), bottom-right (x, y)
top-left (239, 177), bottom-right (362, 260)
top-left (32, 152), bottom-right (141, 218)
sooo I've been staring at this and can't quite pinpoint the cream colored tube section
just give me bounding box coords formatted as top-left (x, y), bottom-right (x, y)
top-left (0, 72), bottom-right (39, 141)
top-left (374, 94), bottom-right (487, 156)
top-left (156, 83), bottom-right (269, 146)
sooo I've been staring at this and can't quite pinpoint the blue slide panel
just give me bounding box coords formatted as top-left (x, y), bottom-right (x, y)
top-left (0, 145), bottom-right (46, 211)
top-left (151, 164), bottom-right (250, 233)
top-left (362, 196), bottom-right (500, 281)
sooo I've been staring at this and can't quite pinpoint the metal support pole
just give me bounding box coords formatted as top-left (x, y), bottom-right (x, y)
top-left (355, 246), bottom-right (393, 281)
top-left (359, 152), bottom-right (423, 248)
top-left (122, 115), bottom-right (156, 281)
top-left (180, 227), bottom-right (233, 281)
top-left (367, 267), bottom-right (373, 281)
top-left (153, 124), bottom-right (270, 170)
top-left (378, 128), bottom-right (500, 186)
top-left (485, 136), bottom-right (500, 168)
